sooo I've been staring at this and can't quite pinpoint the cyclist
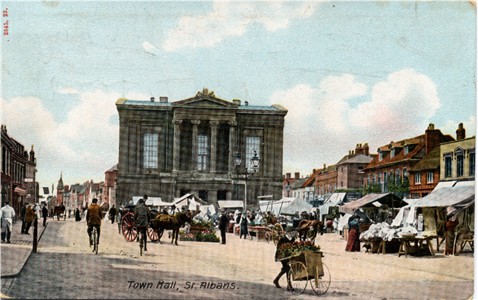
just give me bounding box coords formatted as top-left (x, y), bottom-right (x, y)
top-left (86, 198), bottom-right (102, 248)
top-left (134, 196), bottom-right (150, 252)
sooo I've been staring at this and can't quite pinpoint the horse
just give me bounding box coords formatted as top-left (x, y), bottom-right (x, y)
top-left (150, 211), bottom-right (194, 245)
top-left (297, 219), bottom-right (325, 241)
top-left (53, 205), bottom-right (66, 221)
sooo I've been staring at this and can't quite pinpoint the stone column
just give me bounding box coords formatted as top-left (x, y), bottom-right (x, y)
top-left (191, 120), bottom-right (201, 171)
top-left (228, 121), bottom-right (237, 174)
top-left (172, 119), bottom-right (182, 172)
top-left (210, 120), bottom-right (219, 173)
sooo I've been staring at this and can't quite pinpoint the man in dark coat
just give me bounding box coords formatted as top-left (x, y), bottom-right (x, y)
top-left (273, 231), bottom-right (296, 290)
top-left (134, 198), bottom-right (150, 251)
top-left (20, 203), bottom-right (27, 234)
top-left (218, 209), bottom-right (229, 244)
top-left (41, 204), bottom-right (49, 227)
top-left (109, 205), bottom-right (117, 224)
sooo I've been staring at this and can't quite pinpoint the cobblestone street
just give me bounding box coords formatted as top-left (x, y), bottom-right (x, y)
top-left (1, 218), bottom-right (474, 299)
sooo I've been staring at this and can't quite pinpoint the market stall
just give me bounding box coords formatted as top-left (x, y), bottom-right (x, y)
top-left (408, 184), bottom-right (474, 255)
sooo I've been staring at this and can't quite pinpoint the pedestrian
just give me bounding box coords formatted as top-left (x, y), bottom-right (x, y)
top-left (75, 207), bottom-right (81, 222)
top-left (345, 212), bottom-right (361, 252)
top-left (109, 205), bottom-right (117, 224)
top-left (1, 201), bottom-right (16, 243)
top-left (20, 203), bottom-right (27, 234)
top-left (273, 230), bottom-right (296, 290)
top-left (42, 203), bottom-right (49, 226)
top-left (86, 198), bottom-right (102, 248)
top-left (134, 197), bottom-right (150, 252)
top-left (239, 211), bottom-right (250, 239)
top-left (444, 214), bottom-right (459, 255)
top-left (24, 204), bottom-right (35, 235)
top-left (218, 209), bottom-right (229, 244)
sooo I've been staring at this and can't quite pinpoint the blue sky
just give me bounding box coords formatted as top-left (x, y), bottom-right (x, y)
top-left (1, 1), bottom-right (476, 195)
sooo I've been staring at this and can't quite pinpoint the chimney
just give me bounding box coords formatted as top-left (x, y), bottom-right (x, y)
top-left (150, 97), bottom-right (155, 102)
top-left (233, 99), bottom-right (241, 106)
top-left (160, 96), bottom-right (168, 103)
top-left (294, 172), bottom-right (300, 180)
top-left (456, 123), bottom-right (466, 140)
top-left (363, 143), bottom-right (369, 156)
top-left (286, 173), bottom-right (291, 179)
top-left (355, 143), bottom-right (363, 155)
top-left (425, 123), bottom-right (440, 154)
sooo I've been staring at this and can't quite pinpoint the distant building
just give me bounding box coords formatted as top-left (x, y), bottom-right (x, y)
top-left (103, 164), bottom-right (118, 208)
top-left (116, 88), bottom-right (287, 206)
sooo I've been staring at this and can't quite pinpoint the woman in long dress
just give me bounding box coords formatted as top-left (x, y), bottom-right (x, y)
top-left (345, 214), bottom-right (361, 252)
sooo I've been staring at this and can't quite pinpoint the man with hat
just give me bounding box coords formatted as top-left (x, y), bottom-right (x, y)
top-left (86, 198), bottom-right (102, 248)
top-left (134, 197), bottom-right (150, 252)
top-left (218, 209), bottom-right (229, 244)
top-left (273, 228), bottom-right (297, 290)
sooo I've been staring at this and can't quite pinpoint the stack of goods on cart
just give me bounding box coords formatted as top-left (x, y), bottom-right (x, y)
top-left (360, 223), bottom-right (419, 242)
top-left (180, 220), bottom-right (219, 242)
top-left (277, 241), bottom-right (321, 259)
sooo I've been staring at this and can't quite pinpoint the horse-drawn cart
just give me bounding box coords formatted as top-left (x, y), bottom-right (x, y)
top-left (280, 250), bottom-right (331, 295)
top-left (119, 204), bottom-right (163, 242)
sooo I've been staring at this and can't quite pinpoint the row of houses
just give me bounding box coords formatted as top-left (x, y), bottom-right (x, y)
top-left (1, 125), bottom-right (37, 216)
top-left (285, 123), bottom-right (475, 202)
top-left (46, 165), bottom-right (119, 213)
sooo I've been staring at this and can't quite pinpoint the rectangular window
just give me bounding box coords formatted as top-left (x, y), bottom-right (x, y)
top-left (197, 134), bottom-right (208, 171)
top-left (143, 133), bottom-right (159, 169)
top-left (415, 173), bottom-right (421, 185)
top-left (445, 156), bottom-right (452, 178)
top-left (427, 171), bottom-right (434, 183)
top-left (470, 152), bottom-right (475, 176)
top-left (457, 153), bottom-right (464, 177)
top-left (246, 136), bottom-right (261, 171)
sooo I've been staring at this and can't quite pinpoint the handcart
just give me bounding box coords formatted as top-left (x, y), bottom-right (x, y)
top-left (280, 250), bottom-right (331, 295)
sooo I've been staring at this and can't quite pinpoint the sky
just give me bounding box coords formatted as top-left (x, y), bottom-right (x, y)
top-left (1, 0), bottom-right (476, 196)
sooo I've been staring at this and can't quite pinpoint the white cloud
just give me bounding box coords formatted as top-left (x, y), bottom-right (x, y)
top-left (272, 69), bottom-right (446, 176)
top-left (162, 1), bottom-right (320, 52)
top-left (1, 90), bottom-right (121, 187)
top-left (57, 87), bottom-right (79, 94)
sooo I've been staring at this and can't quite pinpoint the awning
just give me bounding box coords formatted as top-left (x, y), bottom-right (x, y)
top-left (280, 198), bottom-right (313, 216)
top-left (338, 193), bottom-right (406, 214)
top-left (217, 200), bottom-right (244, 209)
top-left (259, 197), bottom-right (294, 215)
top-left (14, 186), bottom-right (27, 195)
top-left (411, 185), bottom-right (475, 208)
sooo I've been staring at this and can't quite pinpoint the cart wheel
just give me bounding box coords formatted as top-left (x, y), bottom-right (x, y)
top-left (288, 261), bottom-right (308, 295)
top-left (122, 212), bottom-right (138, 242)
top-left (147, 227), bottom-right (160, 242)
top-left (309, 262), bottom-right (331, 295)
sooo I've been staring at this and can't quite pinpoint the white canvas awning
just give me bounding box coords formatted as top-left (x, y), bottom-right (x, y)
top-left (339, 193), bottom-right (406, 214)
top-left (132, 196), bottom-right (172, 207)
top-left (411, 185), bottom-right (475, 208)
top-left (280, 198), bottom-right (313, 216)
top-left (259, 197), bottom-right (294, 215)
top-left (217, 200), bottom-right (244, 209)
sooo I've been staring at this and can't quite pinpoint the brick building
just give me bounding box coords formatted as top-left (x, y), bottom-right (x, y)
top-left (116, 88), bottom-right (287, 206)
top-left (1, 125), bottom-right (37, 216)
top-left (364, 124), bottom-right (454, 198)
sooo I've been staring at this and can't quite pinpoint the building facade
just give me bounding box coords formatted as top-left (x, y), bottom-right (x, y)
top-left (1, 125), bottom-right (37, 216)
top-left (104, 164), bottom-right (118, 208)
top-left (116, 89), bottom-right (287, 206)
top-left (364, 123), bottom-right (454, 198)
top-left (439, 124), bottom-right (475, 182)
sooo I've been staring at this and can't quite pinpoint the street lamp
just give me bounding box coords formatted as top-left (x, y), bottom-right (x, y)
top-left (235, 150), bottom-right (260, 214)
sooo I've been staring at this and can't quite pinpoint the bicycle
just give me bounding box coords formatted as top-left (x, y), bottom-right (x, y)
top-left (91, 226), bottom-right (99, 255)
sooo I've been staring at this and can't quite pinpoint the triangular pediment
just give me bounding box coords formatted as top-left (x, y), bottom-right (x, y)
top-left (173, 88), bottom-right (238, 109)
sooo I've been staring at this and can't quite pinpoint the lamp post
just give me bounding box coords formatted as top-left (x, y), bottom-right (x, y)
top-left (235, 150), bottom-right (260, 214)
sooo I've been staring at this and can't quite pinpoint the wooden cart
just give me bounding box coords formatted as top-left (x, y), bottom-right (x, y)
top-left (280, 250), bottom-right (331, 296)
top-left (119, 205), bottom-right (162, 242)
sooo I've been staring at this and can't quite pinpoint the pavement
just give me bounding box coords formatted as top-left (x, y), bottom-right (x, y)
top-left (1, 217), bottom-right (47, 278)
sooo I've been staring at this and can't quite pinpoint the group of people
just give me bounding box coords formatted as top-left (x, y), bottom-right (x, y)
top-left (0, 201), bottom-right (49, 243)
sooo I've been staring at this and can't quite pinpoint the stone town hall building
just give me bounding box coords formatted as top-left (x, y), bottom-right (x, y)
top-left (115, 88), bottom-right (288, 207)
